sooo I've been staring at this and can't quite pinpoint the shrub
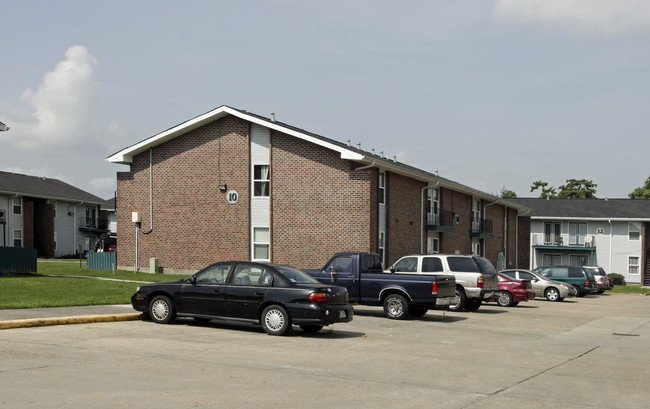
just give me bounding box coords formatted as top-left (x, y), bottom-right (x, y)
top-left (608, 273), bottom-right (626, 286)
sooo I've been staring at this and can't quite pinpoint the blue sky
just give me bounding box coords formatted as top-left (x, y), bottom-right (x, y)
top-left (1, 0), bottom-right (649, 199)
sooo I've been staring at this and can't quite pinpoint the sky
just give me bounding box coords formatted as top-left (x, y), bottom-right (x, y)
top-left (1, 0), bottom-right (649, 200)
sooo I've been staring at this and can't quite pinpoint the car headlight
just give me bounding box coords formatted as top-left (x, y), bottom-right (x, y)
top-left (560, 284), bottom-right (570, 290)
top-left (135, 286), bottom-right (141, 292)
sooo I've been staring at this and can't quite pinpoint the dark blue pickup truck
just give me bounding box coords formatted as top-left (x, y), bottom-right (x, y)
top-left (306, 252), bottom-right (457, 319)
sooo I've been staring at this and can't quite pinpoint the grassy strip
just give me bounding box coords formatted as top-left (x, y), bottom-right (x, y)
top-left (0, 259), bottom-right (191, 309)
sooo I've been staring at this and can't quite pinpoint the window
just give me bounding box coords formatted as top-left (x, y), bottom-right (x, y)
top-left (13, 197), bottom-right (22, 215)
top-left (378, 171), bottom-right (385, 204)
top-left (447, 257), bottom-right (480, 273)
top-left (629, 222), bottom-right (641, 241)
top-left (568, 222), bottom-right (587, 245)
top-left (422, 257), bottom-right (443, 272)
top-left (629, 256), bottom-right (640, 275)
top-left (13, 230), bottom-right (22, 247)
top-left (427, 234), bottom-right (439, 254)
top-left (196, 263), bottom-right (232, 284)
top-left (85, 207), bottom-right (96, 227)
top-left (569, 254), bottom-right (588, 266)
top-left (472, 198), bottom-right (481, 230)
top-left (542, 254), bottom-right (562, 266)
top-left (328, 256), bottom-right (353, 273)
top-left (427, 188), bottom-right (440, 224)
top-left (252, 227), bottom-right (270, 260)
top-left (544, 222), bottom-right (561, 244)
top-left (253, 165), bottom-right (270, 197)
top-left (232, 264), bottom-right (269, 286)
top-left (393, 257), bottom-right (418, 273)
top-left (378, 232), bottom-right (385, 265)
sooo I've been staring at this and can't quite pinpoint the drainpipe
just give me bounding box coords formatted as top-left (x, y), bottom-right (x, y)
top-left (142, 148), bottom-right (154, 235)
top-left (354, 161), bottom-right (375, 171)
top-left (609, 220), bottom-right (613, 274)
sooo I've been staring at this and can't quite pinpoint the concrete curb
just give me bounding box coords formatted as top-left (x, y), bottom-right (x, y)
top-left (0, 313), bottom-right (144, 330)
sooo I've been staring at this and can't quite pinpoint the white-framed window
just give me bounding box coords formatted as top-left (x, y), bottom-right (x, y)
top-left (472, 198), bottom-right (481, 230)
top-left (542, 253), bottom-right (562, 266)
top-left (472, 240), bottom-right (481, 256)
top-left (629, 222), bottom-right (641, 241)
top-left (427, 234), bottom-right (440, 254)
top-left (568, 222), bottom-right (587, 245)
top-left (427, 188), bottom-right (440, 224)
top-left (629, 256), bottom-right (640, 275)
top-left (13, 197), bottom-right (22, 215)
top-left (253, 165), bottom-right (270, 197)
top-left (252, 227), bottom-right (270, 261)
top-left (544, 222), bottom-right (562, 244)
top-left (13, 229), bottom-right (22, 247)
top-left (378, 232), bottom-right (385, 265)
top-left (378, 171), bottom-right (385, 204)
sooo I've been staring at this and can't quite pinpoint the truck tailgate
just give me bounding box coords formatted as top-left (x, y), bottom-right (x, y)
top-left (435, 275), bottom-right (456, 297)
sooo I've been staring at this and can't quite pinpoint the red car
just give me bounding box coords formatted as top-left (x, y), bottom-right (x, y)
top-left (485, 273), bottom-right (535, 307)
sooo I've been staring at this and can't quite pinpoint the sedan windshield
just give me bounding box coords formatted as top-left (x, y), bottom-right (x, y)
top-left (273, 265), bottom-right (321, 284)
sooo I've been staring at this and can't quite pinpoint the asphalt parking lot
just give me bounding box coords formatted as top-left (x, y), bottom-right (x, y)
top-left (1, 294), bottom-right (649, 409)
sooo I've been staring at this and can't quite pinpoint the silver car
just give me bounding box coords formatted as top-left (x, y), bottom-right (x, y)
top-left (499, 269), bottom-right (576, 301)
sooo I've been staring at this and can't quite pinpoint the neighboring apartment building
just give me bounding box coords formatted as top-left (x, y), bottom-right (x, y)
top-left (0, 171), bottom-right (110, 257)
top-left (511, 198), bottom-right (650, 285)
top-left (107, 105), bottom-right (529, 274)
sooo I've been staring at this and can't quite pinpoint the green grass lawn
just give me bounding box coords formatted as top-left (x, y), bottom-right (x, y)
top-left (0, 259), bottom-right (189, 309)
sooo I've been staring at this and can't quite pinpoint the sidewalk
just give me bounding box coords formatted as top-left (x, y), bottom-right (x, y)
top-left (0, 304), bottom-right (144, 329)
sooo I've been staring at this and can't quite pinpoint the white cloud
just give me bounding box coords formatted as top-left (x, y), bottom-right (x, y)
top-left (493, 0), bottom-right (650, 37)
top-left (15, 45), bottom-right (98, 149)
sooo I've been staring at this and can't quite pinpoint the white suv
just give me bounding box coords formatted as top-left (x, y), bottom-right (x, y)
top-left (387, 254), bottom-right (499, 312)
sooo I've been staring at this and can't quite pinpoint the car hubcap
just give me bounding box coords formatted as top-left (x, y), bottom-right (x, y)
top-left (152, 300), bottom-right (168, 320)
top-left (547, 290), bottom-right (558, 301)
top-left (388, 299), bottom-right (403, 316)
top-left (498, 293), bottom-right (509, 305)
top-left (266, 310), bottom-right (284, 331)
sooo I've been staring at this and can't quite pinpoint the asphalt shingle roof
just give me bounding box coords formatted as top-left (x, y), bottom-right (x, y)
top-left (509, 198), bottom-right (650, 219)
top-left (0, 171), bottom-right (107, 205)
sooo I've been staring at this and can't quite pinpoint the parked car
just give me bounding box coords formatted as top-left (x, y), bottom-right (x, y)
top-left (484, 273), bottom-right (535, 307)
top-left (386, 254), bottom-right (498, 312)
top-left (499, 269), bottom-right (577, 301)
top-left (131, 261), bottom-right (353, 336)
top-left (532, 266), bottom-right (598, 297)
top-left (583, 266), bottom-right (614, 293)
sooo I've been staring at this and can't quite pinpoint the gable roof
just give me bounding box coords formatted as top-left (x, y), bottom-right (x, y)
top-left (509, 198), bottom-right (650, 221)
top-left (106, 105), bottom-right (529, 211)
top-left (0, 171), bottom-right (107, 205)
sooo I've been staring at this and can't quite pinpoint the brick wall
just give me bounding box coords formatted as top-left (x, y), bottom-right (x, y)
top-left (271, 131), bottom-right (373, 270)
top-left (518, 215), bottom-right (531, 269)
top-left (439, 188), bottom-right (472, 254)
top-left (385, 172), bottom-right (426, 265)
top-left (117, 116), bottom-right (251, 272)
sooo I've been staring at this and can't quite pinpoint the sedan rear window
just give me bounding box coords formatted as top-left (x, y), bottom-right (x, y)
top-left (273, 265), bottom-right (321, 284)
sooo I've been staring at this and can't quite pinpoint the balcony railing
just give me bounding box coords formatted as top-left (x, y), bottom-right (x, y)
top-left (425, 210), bottom-right (454, 229)
top-left (532, 233), bottom-right (596, 247)
top-left (78, 217), bottom-right (109, 230)
top-left (471, 217), bottom-right (493, 235)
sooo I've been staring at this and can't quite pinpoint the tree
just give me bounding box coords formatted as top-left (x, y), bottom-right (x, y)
top-left (530, 181), bottom-right (557, 199)
top-left (499, 187), bottom-right (517, 198)
top-left (556, 179), bottom-right (598, 199)
top-left (629, 176), bottom-right (650, 199)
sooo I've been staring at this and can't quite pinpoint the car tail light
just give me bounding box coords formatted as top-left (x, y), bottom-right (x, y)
top-left (309, 292), bottom-right (332, 302)
top-left (477, 277), bottom-right (484, 288)
top-left (585, 280), bottom-right (591, 286)
top-left (431, 281), bottom-right (438, 295)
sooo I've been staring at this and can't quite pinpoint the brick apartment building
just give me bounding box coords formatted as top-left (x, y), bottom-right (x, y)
top-left (107, 105), bottom-right (529, 274)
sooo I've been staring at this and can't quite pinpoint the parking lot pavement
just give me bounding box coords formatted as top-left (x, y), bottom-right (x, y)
top-left (0, 294), bottom-right (649, 409)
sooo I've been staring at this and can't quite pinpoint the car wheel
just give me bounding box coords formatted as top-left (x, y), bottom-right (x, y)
top-left (299, 325), bottom-right (323, 333)
top-left (261, 305), bottom-right (292, 336)
top-left (575, 285), bottom-right (585, 297)
top-left (464, 297), bottom-right (482, 311)
top-left (448, 289), bottom-right (466, 312)
top-left (149, 295), bottom-right (176, 324)
top-left (545, 287), bottom-right (560, 302)
top-left (383, 294), bottom-right (410, 319)
top-left (496, 291), bottom-right (514, 307)
top-left (410, 307), bottom-right (428, 317)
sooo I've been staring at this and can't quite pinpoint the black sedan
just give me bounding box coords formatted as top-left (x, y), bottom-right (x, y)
top-left (131, 261), bottom-right (353, 335)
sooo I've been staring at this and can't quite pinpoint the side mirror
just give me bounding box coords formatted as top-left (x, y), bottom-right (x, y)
top-left (187, 275), bottom-right (197, 285)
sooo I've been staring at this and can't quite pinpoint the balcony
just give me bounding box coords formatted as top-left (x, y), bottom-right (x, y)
top-left (532, 233), bottom-right (596, 249)
top-left (78, 217), bottom-right (110, 234)
top-left (424, 210), bottom-right (455, 232)
top-left (470, 217), bottom-right (493, 238)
